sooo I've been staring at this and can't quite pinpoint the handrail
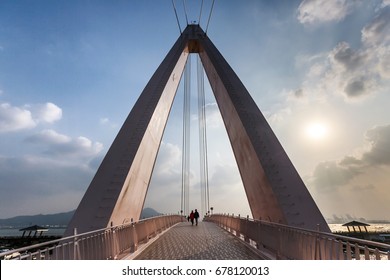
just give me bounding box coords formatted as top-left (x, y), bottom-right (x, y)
top-left (0, 214), bottom-right (182, 260)
top-left (205, 214), bottom-right (390, 260)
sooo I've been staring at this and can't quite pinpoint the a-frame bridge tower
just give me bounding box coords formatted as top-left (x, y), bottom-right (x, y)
top-left (65, 25), bottom-right (330, 236)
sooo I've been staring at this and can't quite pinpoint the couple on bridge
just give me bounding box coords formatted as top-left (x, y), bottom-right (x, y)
top-left (188, 209), bottom-right (200, 226)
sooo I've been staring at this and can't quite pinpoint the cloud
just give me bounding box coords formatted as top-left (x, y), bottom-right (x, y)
top-left (362, 124), bottom-right (390, 165)
top-left (99, 117), bottom-right (118, 128)
top-left (30, 102), bottom-right (62, 124)
top-left (0, 102), bottom-right (62, 132)
top-left (326, 41), bottom-right (380, 99)
top-left (330, 42), bottom-right (368, 71)
top-left (209, 163), bottom-right (242, 187)
top-left (0, 103), bottom-right (36, 132)
top-left (0, 128), bottom-right (104, 218)
top-left (312, 161), bottom-right (361, 191)
top-left (311, 124), bottom-right (390, 191)
top-left (291, 5), bottom-right (390, 101)
top-left (204, 103), bottom-right (224, 129)
top-left (0, 155), bottom-right (95, 218)
top-left (297, 0), bottom-right (359, 25)
top-left (26, 129), bottom-right (103, 159)
top-left (152, 142), bottom-right (181, 178)
top-left (382, 0), bottom-right (390, 8)
top-left (144, 142), bottom-right (183, 212)
top-left (144, 141), bottom-right (251, 216)
top-left (361, 6), bottom-right (390, 46)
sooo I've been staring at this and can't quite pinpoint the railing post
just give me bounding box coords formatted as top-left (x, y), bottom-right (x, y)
top-left (244, 216), bottom-right (250, 243)
top-left (276, 227), bottom-right (282, 259)
top-left (355, 243), bottom-right (361, 260)
top-left (346, 242), bottom-right (352, 260)
top-left (73, 228), bottom-right (79, 260)
top-left (130, 219), bottom-right (138, 253)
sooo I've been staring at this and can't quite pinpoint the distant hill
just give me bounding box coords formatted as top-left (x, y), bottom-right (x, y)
top-left (0, 208), bottom-right (162, 228)
top-left (0, 210), bottom-right (75, 228)
top-left (140, 207), bottom-right (162, 219)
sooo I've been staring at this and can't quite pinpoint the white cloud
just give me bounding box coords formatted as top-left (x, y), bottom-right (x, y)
top-left (30, 102), bottom-right (62, 124)
top-left (361, 6), bottom-right (390, 46)
top-left (382, 0), bottom-right (390, 7)
top-left (297, 0), bottom-right (359, 25)
top-left (100, 117), bottom-right (109, 125)
top-left (0, 103), bottom-right (36, 132)
top-left (0, 102), bottom-right (62, 132)
top-left (292, 5), bottom-right (390, 101)
top-left (26, 129), bottom-right (103, 159)
top-left (28, 129), bottom-right (70, 144)
top-left (145, 139), bottom-right (251, 217)
top-left (144, 142), bottom-right (183, 213)
top-left (99, 117), bottom-right (118, 128)
top-left (205, 102), bottom-right (224, 128)
top-left (153, 142), bottom-right (181, 175)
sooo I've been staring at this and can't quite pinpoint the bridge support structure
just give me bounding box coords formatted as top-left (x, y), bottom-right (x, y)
top-left (65, 25), bottom-right (329, 236)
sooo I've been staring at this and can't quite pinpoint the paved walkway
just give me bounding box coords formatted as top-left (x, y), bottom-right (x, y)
top-left (133, 221), bottom-right (263, 260)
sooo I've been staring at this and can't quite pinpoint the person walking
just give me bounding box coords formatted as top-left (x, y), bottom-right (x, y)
top-left (194, 209), bottom-right (200, 226)
top-left (189, 210), bottom-right (195, 226)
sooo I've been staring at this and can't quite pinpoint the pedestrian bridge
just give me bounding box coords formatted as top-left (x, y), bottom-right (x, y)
top-left (1, 214), bottom-right (389, 260)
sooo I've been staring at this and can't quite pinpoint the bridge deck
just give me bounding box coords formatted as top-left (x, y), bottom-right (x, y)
top-left (128, 221), bottom-right (263, 260)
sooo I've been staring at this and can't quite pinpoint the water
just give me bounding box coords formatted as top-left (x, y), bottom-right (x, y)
top-left (0, 227), bottom-right (66, 237)
top-left (329, 223), bottom-right (390, 233)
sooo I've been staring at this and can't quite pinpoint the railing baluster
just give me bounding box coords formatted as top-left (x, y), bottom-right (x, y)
top-left (355, 243), bottom-right (360, 260)
top-left (375, 248), bottom-right (380, 260)
top-left (203, 214), bottom-right (390, 260)
top-left (364, 245), bottom-right (370, 260)
top-left (2, 214), bottom-right (388, 260)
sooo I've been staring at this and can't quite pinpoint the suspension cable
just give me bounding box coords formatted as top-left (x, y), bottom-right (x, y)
top-left (198, 0), bottom-right (204, 25)
top-left (171, 0), bottom-right (182, 34)
top-left (205, 0), bottom-right (215, 34)
top-left (197, 55), bottom-right (210, 216)
top-left (181, 56), bottom-right (191, 217)
top-left (183, 0), bottom-right (189, 25)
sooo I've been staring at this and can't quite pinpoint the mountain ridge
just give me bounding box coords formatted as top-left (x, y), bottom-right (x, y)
top-left (0, 208), bottom-right (162, 228)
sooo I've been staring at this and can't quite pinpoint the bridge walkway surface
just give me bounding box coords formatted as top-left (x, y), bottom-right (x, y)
top-left (124, 221), bottom-right (264, 260)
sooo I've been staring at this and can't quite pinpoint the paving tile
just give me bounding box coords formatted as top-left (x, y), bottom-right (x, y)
top-left (134, 221), bottom-right (263, 260)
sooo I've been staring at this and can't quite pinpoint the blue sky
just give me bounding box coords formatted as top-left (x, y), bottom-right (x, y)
top-left (0, 0), bottom-right (389, 222)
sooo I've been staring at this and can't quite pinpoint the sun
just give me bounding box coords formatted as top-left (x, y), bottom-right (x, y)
top-left (305, 122), bottom-right (328, 140)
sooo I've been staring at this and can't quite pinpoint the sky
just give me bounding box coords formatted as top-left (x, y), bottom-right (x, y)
top-left (0, 0), bottom-right (389, 222)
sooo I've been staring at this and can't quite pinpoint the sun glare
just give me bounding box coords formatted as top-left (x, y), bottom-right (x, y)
top-left (305, 122), bottom-right (328, 140)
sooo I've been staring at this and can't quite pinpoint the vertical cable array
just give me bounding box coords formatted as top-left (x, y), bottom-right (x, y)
top-left (198, 0), bottom-right (204, 25)
top-left (197, 55), bottom-right (210, 216)
top-left (181, 56), bottom-right (191, 217)
top-left (183, 0), bottom-right (189, 25)
top-left (205, 0), bottom-right (215, 33)
top-left (171, 0), bottom-right (182, 34)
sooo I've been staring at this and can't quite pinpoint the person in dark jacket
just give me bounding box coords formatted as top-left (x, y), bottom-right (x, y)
top-left (194, 209), bottom-right (200, 226)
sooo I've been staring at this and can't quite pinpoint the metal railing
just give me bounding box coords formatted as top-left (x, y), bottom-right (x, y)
top-left (205, 214), bottom-right (390, 260)
top-left (0, 214), bottom-right (182, 260)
